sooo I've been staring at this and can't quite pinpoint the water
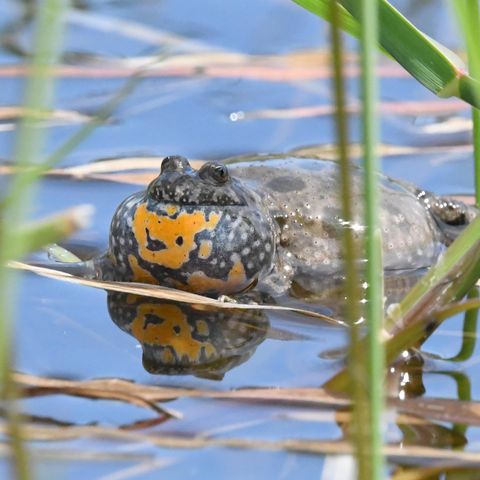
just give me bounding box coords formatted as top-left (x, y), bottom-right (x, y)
top-left (1, 0), bottom-right (479, 478)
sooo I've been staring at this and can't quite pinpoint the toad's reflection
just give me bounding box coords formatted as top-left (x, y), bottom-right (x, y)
top-left (107, 293), bottom-right (269, 379)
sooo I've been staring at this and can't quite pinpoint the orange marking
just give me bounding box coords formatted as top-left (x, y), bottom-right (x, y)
top-left (198, 240), bottom-right (213, 259)
top-left (133, 203), bottom-right (221, 270)
top-left (131, 303), bottom-right (216, 362)
top-left (195, 319), bottom-right (209, 336)
top-left (128, 254), bottom-right (159, 284)
top-left (187, 259), bottom-right (248, 294)
top-left (126, 294), bottom-right (139, 305)
top-left (160, 349), bottom-right (175, 363)
top-left (165, 204), bottom-right (178, 217)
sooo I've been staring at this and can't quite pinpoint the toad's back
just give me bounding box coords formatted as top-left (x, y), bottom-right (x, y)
top-left (229, 157), bottom-right (444, 277)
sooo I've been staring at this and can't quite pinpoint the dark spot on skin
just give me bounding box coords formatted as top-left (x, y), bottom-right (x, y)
top-left (320, 220), bottom-right (342, 240)
top-left (176, 236), bottom-right (184, 246)
top-left (266, 176), bottom-right (306, 193)
top-left (275, 216), bottom-right (291, 246)
top-left (274, 216), bottom-right (288, 230)
top-left (144, 313), bottom-right (161, 327)
top-left (280, 236), bottom-right (290, 247)
top-left (145, 228), bottom-right (167, 251)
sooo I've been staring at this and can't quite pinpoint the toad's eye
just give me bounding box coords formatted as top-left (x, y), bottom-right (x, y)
top-left (442, 205), bottom-right (466, 226)
top-left (432, 201), bottom-right (467, 226)
top-left (199, 163), bottom-right (229, 184)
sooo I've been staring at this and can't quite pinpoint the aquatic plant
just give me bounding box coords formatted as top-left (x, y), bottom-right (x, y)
top-left (294, 0), bottom-right (480, 478)
top-left (0, 1), bottom-right (71, 478)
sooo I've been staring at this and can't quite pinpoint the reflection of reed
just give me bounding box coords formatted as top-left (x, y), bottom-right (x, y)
top-left (108, 292), bottom-right (269, 379)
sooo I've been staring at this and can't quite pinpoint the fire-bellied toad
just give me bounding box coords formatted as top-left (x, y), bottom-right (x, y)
top-left (67, 155), bottom-right (477, 297)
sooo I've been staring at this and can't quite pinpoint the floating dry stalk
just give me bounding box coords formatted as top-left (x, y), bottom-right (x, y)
top-left (9, 261), bottom-right (341, 325)
top-left (13, 372), bottom-right (480, 428)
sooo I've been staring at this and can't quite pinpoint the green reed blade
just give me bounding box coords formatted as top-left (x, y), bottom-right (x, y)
top-left (329, 2), bottom-right (371, 477)
top-left (0, 65), bottom-right (142, 213)
top-left (293, 0), bottom-right (480, 108)
top-left (3, 206), bottom-right (92, 260)
top-left (426, 296), bottom-right (480, 330)
top-left (444, 371), bottom-right (472, 403)
top-left (0, 2), bottom-right (69, 478)
top-left (453, 1), bottom-right (480, 206)
top-left (399, 294), bottom-right (479, 362)
top-left (293, 0), bottom-right (359, 36)
top-left (382, 219), bottom-right (480, 361)
top-left (384, 222), bottom-right (480, 335)
top-left (359, 0), bottom-right (384, 478)
top-left (417, 288), bottom-right (479, 365)
top-left (438, 370), bottom-right (472, 437)
top-left (443, 295), bottom-right (479, 363)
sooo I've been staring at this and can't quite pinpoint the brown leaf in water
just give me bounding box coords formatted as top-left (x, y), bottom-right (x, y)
top-left (279, 409), bottom-right (429, 427)
top-left (0, 106), bottom-right (91, 123)
top-left (14, 372), bottom-right (346, 407)
top-left (17, 372), bottom-right (180, 419)
top-left (239, 99), bottom-right (467, 121)
top-left (392, 464), bottom-right (478, 480)
top-left (1, 420), bottom-right (480, 465)
top-left (1, 148), bottom-right (474, 186)
top-left (0, 157), bottom-right (206, 185)
top-left (14, 372), bottom-right (480, 428)
top-left (9, 261), bottom-right (341, 325)
top-left (0, 106), bottom-right (92, 132)
top-left (0, 444), bottom-right (158, 463)
top-left (0, 57), bottom-right (409, 82)
top-left (50, 157), bottom-right (204, 177)
top-left (289, 143), bottom-right (473, 160)
top-left (86, 172), bottom-right (161, 185)
top-left (50, 157), bottom-right (205, 185)
top-left (391, 397), bottom-right (480, 427)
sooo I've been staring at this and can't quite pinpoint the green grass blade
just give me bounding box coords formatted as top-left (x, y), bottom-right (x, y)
top-left (339, 0), bottom-right (460, 97)
top-left (453, 1), bottom-right (480, 206)
top-left (292, 0), bottom-right (359, 36)
top-left (329, 2), bottom-right (372, 477)
top-left (384, 219), bottom-right (480, 335)
top-left (0, 69), bottom-right (141, 213)
top-left (438, 291), bottom-right (479, 363)
top-left (380, 220), bottom-right (480, 362)
top-left (426, 296), bottom-right (480, 328)
top-left (0, 2), bottom-right (69, 478)
top-left (3, 206), bottom-right (93, 260)
top-left (293, 0), bottom-right (480, 108)
top-left (359, 0), bottom-right (384, 477)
